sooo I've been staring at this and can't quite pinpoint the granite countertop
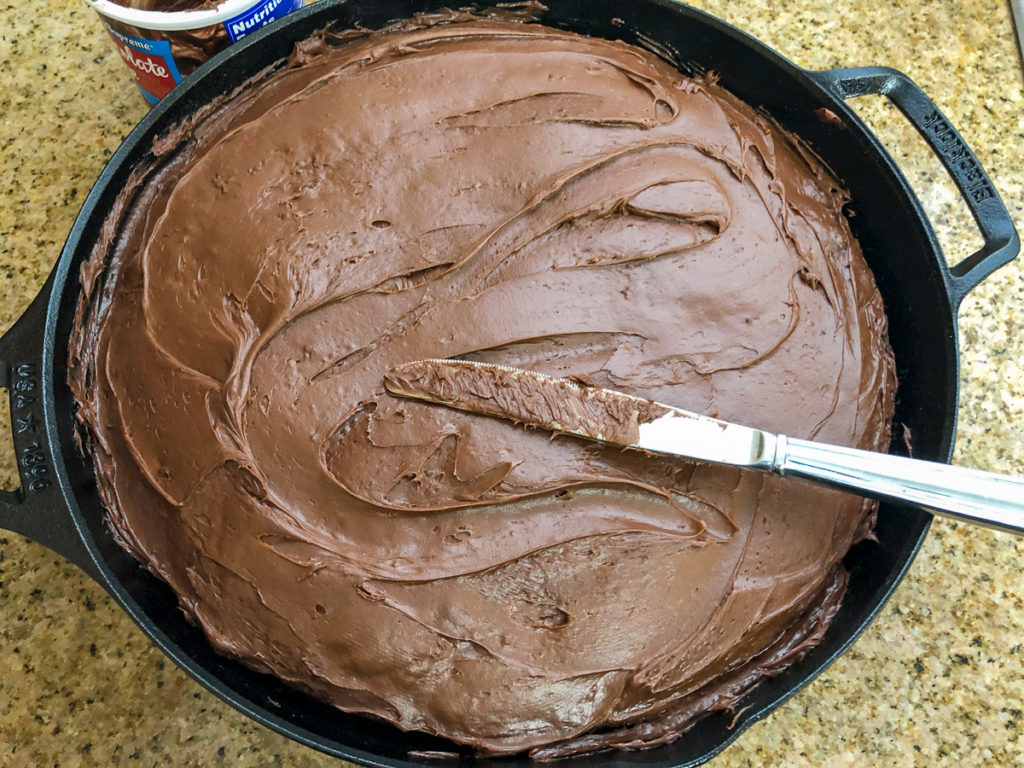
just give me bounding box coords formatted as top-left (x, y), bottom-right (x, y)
top-left (1, 1), bottom-right (1021, 765)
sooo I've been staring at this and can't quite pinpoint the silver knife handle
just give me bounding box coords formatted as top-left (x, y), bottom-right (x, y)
top-left (775, 436), bottom-right (1024, 535)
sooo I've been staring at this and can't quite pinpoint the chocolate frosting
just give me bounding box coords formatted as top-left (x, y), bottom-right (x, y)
top-left (70, 17), bottom-right (897, 757)
top-left (112, 0), bottom-right (218, 11)
top-left (103, 1), bottom-right (227, 77)
top-left (384, 360), bottom-right (675, 448)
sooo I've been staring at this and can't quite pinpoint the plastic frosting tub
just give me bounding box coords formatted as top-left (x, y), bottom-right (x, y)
top-left (87, 0), bottom-right (304, 103)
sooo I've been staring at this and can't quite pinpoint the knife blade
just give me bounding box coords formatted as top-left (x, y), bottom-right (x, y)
top-left (383, 359), bottom-right (1024, 535)
top-left (383, 358), bottom-right (779, 469)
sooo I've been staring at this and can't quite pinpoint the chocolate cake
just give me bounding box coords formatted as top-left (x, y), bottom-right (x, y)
top-left (70, 15), bottom-right (897, 757)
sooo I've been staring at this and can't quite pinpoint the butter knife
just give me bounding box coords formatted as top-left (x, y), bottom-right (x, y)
top-left (384, 359), bottom-right (1024, 535)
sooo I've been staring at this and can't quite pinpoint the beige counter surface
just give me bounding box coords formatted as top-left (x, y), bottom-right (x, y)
top-left (1, 1), bottom-right (1022, 765)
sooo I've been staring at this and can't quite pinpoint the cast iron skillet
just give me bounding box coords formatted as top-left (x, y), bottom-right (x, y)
top-left (0, 0), bottom-right (1018, 764)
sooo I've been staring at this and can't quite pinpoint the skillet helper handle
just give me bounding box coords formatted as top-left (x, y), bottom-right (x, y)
top-left (776, 436), bottom-right (1024, 536)
top-left (0, 280), bottom-right (100, 578)
top-left (812, 66), bottom-right (1020, 306)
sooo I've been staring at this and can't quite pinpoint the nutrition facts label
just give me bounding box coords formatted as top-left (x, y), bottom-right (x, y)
top-left (224, 0), bottom-right (304, 43)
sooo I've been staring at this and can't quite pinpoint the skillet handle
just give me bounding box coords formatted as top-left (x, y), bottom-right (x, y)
top-left (811, 66), bottom-right (1020, 307)
top-left (0, 278), bottom-right (101, 581)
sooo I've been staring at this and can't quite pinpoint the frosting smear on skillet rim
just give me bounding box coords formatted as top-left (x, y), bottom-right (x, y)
top-left (70, 12), bottom-right (897, 758)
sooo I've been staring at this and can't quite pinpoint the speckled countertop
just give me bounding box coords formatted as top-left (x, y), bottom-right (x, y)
top-left (1, 1), bottom-right (1022, 765)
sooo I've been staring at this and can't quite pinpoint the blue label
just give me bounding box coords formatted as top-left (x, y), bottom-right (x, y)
top-left (104, 24), bottom-right (184, 103)
top-left (224, 0), bottom-right (304, 43)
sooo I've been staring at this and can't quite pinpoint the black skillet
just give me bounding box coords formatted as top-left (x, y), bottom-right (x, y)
top-left (0, 0), bottom-right (1018, 765)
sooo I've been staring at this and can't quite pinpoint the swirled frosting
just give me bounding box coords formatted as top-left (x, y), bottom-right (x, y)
top-left (70, 17), bottom-right (897, 757)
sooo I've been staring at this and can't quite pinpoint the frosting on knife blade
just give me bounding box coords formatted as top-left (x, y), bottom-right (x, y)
top-left (385, 359), bottom-right (674, 446)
